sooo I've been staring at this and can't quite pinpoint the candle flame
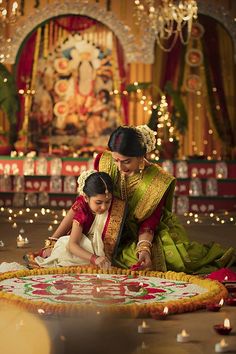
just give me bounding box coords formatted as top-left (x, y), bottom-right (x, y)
top-left (224, 276), bottom-right (228, 281)
top-left (96, 287), bottom-right (100, 293)
top-left (142, 321), bottom-right (147, 327)
top-left (220, 339), bottom-right (228, 347)
top-left (181, 329), bottom-right (189, 337)
top-left (219, 298), bottom-right (224, 306)
top-left (224, 318), bottom-right (230, 328)
top-left (38, 308), bottom-right (45, 314)
top-left (18, 235), bottom-right (23, 241)
top-left (163, 306), bottom-right (169, 314)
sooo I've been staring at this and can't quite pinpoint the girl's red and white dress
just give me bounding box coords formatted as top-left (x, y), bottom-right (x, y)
top-left (35, 196), bottom-right (126, 267)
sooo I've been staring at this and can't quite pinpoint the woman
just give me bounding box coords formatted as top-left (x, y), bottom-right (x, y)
top-left (31, 125), bottom-right (235, 273)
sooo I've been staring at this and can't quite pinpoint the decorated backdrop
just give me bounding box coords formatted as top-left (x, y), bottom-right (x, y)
top-left (15, 15), bottom-right (127, 155)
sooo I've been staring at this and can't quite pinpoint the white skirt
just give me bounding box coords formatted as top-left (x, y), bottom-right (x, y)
top-left (35, 211), bottom-right (107, 267)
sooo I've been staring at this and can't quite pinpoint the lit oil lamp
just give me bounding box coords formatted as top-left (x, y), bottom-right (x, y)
top-left (151, 306), bottom-right (169, 320)
top-left (214, 318), bottom-right (232, 335)
top-left (206, 298), bottom-right (224, 312)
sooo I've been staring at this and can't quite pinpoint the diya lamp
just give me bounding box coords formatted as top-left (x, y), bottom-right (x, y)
top-left (24, 237), bottom-right (29, 245)
top-left (176, 329), bottom-right (190, 343)
top-left (151, 306), bottom-right (169, 320)
top-left (206, 298), bottom-right (224, 312)
top-left (37, 308), bottom-right (53, 318)
top-left (93, 274), bottom-right (103, 285)
top-left (94, 286), bottom-right (106, 298)
top-left (215, 339), bottom-right (230, 353)
top-left (222, 275), bottom-right (236, 294)
top-left (214, 318), bottom-right (232, 336)
top-left (17, 234), bottom-right (25, 248)
top-left (127, 283), bottom-right (142, 292)
top-left (224, 284), bottom-right (236, 295)
top-left (138, 321), bottom-right (151, 334)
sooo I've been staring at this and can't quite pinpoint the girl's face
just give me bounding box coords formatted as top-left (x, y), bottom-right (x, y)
top-left (112, 152), bottom-right (142, 176)
top-left (85, 193), bottom-right (112, 214)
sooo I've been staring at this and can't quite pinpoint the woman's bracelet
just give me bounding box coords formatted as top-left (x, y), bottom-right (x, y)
top-left (137, 240), bottom-right (152, 247)
top-left (136, 244), bottom-right (152, 257)
top-left (90, 254), bottom-right (98, 265)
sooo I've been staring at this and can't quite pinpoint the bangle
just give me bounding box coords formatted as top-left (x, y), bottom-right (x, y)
top-left (137, 240), bottom-right (152, 247)
top-left (90, 254), bottom-right (98, 265)
top-left (136, 243), bottom-right (152, 257)
top-left (48, 237), bottom-right (58, 241)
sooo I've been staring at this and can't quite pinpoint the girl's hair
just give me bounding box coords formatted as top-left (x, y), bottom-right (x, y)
top-left (108, 126), bottom-right (146, 157)
top-left (83, 172), bottom-right (113, 197)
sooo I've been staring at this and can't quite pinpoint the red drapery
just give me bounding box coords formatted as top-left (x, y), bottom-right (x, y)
top-left (115, 37), bottom-right (129, 124)
top-left (200, 15), bottom-right (235, 151)
top-left (55, 15), bottom-right (96, 32)
top-left (15, 31), bottom-right (37, 130)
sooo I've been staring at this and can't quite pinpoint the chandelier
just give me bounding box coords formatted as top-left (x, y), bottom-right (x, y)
top-left (0, 1), bottom-right (19, 26)
top-left (134, 0), bottom-right (198, 51)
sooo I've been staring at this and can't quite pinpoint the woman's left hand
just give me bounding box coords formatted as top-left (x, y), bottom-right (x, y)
top-left (138, 251), bottom-right (152, 270)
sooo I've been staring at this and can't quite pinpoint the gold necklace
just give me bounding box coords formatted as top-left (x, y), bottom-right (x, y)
top-left (119, 172), bottom-right (143, 201)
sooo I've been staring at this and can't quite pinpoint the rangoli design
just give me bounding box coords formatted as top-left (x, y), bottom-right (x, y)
top-left (0, 267), bottom-right (227, 317)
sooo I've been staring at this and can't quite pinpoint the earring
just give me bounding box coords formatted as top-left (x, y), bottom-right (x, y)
top-left (139, 158), bottom-right (145, 175)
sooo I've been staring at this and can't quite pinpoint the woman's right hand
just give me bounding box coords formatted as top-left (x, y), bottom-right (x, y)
top-left (95, 256), bottom-right (111, 269)
top-left (138, 250), bottom-right (152, 270)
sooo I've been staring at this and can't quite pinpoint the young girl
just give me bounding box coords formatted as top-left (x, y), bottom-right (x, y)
top-left (35, 170), bottom-right (114, 269)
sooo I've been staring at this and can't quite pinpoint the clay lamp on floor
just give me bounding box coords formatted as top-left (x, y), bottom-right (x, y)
top-left (206, 298), bottom-right (224, 312)
top-left (127, 282), bottom-right (143, 292)
top-left (214, 318), bottom-right (232, 336)
top-left (150, 306), bottom-right (169, 320)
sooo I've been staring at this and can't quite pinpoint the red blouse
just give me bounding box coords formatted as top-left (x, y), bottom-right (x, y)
top-left (94, 153), bottom-right (166, 235)
top-left (72, 195), bottom-right (95, 234)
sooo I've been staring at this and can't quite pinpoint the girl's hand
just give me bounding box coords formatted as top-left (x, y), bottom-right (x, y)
top-left (41, 247), bottom-right (53, 258)
top-left (138, 251), bottom-right (152, 270)
top-left (95, 256), bottom-right (111, 269)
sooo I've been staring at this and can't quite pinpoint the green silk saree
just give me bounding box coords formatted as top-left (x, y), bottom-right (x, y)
top-left (99, 152), bottom-right (235, 274)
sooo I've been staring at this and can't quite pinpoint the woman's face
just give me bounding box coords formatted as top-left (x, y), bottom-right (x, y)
top-left (112, 152), bottom-right (142, 176)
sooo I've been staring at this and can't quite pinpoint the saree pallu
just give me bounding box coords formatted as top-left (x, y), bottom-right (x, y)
top-left (99, 152), bottom-right (235, 274)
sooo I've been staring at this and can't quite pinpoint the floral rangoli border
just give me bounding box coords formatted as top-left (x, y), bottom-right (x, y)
top-left (0, 266), bottom-right (228, 317)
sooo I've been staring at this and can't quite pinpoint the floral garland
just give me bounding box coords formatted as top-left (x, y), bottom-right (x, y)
top-left (136, 125), bottom-right (156, 153)
top-left (0, 267), bottom-right (227, 317)
top-left (77, 169), bottom-right (97, 195)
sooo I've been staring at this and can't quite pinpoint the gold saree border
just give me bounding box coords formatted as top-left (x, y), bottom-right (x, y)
top-left (134, 165), bottom-right (175, 221)
top-left (103, 198), bottom-right (126, 260)
top-left (0, 267), bottom-right (228, 317)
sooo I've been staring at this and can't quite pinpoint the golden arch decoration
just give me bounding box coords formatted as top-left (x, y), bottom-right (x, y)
top-left (4, 1), bottom-right (141, 64)
top-left (2, 0), bottom-right (236, 65)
